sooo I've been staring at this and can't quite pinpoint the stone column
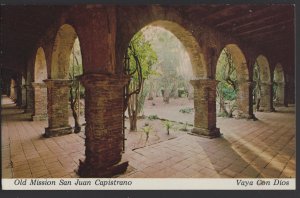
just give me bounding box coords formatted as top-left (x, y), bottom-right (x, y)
top-left (25, 84), bottom-right (34, 113)
top-left (260, 82), bottom-right (274, 112)
top-left (189, 79), bottom-right (220, 138)
top-left (21, 85), bottom-right (27, 108)
top-left (43, 79), bottom-right (72, 137)
top-left (236, 80), bottom-right (255, 119)
top-left (32, 82), bottom-right (48, 121)
top-left (276, 82), bottom-right (285, 106)
top-left (78, 73), bottom-right (130, 177)
top-left (16, 85), bottom-right (22, 107)
top-left (10, 84), bottom-right (17, 102)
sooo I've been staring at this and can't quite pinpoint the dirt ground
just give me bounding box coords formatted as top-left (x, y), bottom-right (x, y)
top-left (123, 96), bottom-right (195, 150)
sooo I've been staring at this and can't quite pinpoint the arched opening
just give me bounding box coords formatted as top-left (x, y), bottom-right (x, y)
top-left (34, 48), bottom-right (47, 82)
top-left (45, 24), bottom-right (85, 137)
top-left (273, 63), bottom-right (285, 106)
top-left (9, 78), bottom-right (17, 102)
top-left (51, 24), bottom-right (78, 79)
top-left (123, 20), bottom-right (205, 151)
top-left (215, 44), bottom-right (249, 120)
top-left (32, 47), bottom-right (48, 121)
top-left (253, 55), bottom-right (272, 112)
top-left (68, 37), bottom-right (85, 134)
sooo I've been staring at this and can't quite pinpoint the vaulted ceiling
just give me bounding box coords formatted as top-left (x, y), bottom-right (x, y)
top-left (1, 4), bottom-right (295, 74)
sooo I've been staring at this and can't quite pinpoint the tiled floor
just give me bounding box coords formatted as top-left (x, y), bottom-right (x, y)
top-left (1, 95), bottom-right (295, 178)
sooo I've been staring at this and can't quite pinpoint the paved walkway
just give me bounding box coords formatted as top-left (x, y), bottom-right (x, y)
top-left (1, 95), bottom-right (295, 178)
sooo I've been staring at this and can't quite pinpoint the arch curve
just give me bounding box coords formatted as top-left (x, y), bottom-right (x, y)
top-left (223, 44), bottom-right (249, 81)
top-left (34, 47), bottom-right (47, 82)
top-left (256, 55), bottom-right (271, 83)
top-left (124, 20), bottom-right (207, 79)
top-left (51, 24), bottom-right (80, 79)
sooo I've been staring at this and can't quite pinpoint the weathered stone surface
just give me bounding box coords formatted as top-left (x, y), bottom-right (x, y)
top-left (32, 82), bottom-right (48, 121)
top-left (78, 73), bottom-right (130, 177)
top-left (44, 79), bottom-right (72, 137)
top-left (189, 79), bottom-right (220, 138)
top-left (236, 80), bottom-right (256, 119)
top-left (260, 82), bottom-right (274, 112)
top-left (25, 84), bottom-right (34, 114)
top-left (275, 82), bottom-right (285, 106)
top-left (21, 85), bottom-right (27, 108)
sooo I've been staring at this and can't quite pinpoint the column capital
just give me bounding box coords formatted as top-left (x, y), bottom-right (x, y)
top-left (43, 79), bottom-right (72, 88)
top-left (189, 78), bottom-right (218, 88)
top-left (80, 73), bottom-right (130, 88)
top-left (32, 82), bottom-right (47, 88)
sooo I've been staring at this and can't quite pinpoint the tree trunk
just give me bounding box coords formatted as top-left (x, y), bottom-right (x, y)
top-left (70, 84), bottom-right (81, 133)
top-left (128, 83), bottom-right (138, 131)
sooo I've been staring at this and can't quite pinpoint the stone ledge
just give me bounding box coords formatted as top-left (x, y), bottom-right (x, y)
top-left (189, 127), bottom-right (221, 139)
top-left (44, 126), bottom-right (73, 138)
top-left (78, 160), bottom-right (129, 178)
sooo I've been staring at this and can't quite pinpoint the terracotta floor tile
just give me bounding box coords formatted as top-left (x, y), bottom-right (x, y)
top-left (1, 96), bottom-right (295, 179)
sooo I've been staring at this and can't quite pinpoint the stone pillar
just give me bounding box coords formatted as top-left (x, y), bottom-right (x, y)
top-left (32, 82), bottom-right (48, 121)
top-left (21, 85), bottom-right (27, 108)
top-left (43, 79), bottom-right (72, 137)
top-left (260, 82), bottom-right (274, 112)
top-left (16, 85), bottom-right (22, 107)
top-left (10, 84), bottom-right (17, 102)
top-left (78, 73), bottom-right (130, 177)
top-left (189, 79), bottom-right (220, 138)
top-left (25, 84), bottom-right (34, 113)
top-left (276, 82), bottom-right (285, 106)
top-left (236, 80), bottom-right (255, 119)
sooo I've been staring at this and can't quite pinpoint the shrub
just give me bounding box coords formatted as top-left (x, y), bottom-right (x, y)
top-left (179, 107), bottom-right (194, 114)
top-left (148, 114), bottom-right (159, 120)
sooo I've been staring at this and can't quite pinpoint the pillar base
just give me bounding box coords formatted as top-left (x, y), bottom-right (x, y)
top-left (189, 127), bottom-right (221, 139)
top-left (32, 114), bottom-right (48, 121)
top-left (234, 111), bottom-right (258, 120)
top-left (259, 107), bottom-right (275, 112)
top-left (44, 126), bottom-right (72, 138)
top-left (78, 160), bottom-right (129, 178)
top-left (25, 108), bottom-right (34, 114)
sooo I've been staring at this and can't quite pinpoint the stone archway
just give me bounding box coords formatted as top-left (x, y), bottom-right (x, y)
top-left (124, 20), bottom-right (219, 138)
top-left (255, 55), bottom-right (273, 112)
top-left (216, 44), bottom-right (252, 119)
top-left (273, 63), bottom-right (285, 106)
top-left (32, 47), bottom-right (48, 121)
top-left (9, 78), bottom-right (17, 102)
top-left (44, 24), bottom-right (79, 137)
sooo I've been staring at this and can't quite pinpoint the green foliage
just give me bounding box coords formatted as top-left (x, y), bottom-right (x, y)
top-left (217, 81), bottom-right (236, 101)
top-left (179, 107), bottom-right (194, 114)
top-left (141, 123), bottom-right (153, 142)
top-left (69, 38), bottom-right (85, 98)
top-left (216, 49), bottom-right (238, 101)
top-left (148, 114), bottom-right (159, 120)
top-left (273, 82), bottom-right (278, 100)
top-left (128, 31), bottom-right (158, 83)
top-left (128, 31), bottom-right (158, 115)
top-left (215, 48), bottom-right (238, 117)
top-left (162, 120), bottom-right (174, 135)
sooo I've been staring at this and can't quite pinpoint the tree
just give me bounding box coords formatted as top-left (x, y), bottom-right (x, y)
top-left (125, 31), bottom-right (158, 131)
top-left (253, 61), bottom-right (261, 111)
top-left (146, 28), bottom-right (190, 103)
top-left (216, 48), bottom-right (238, 117)
top-left (69, 38), bottom-right (83, 133)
